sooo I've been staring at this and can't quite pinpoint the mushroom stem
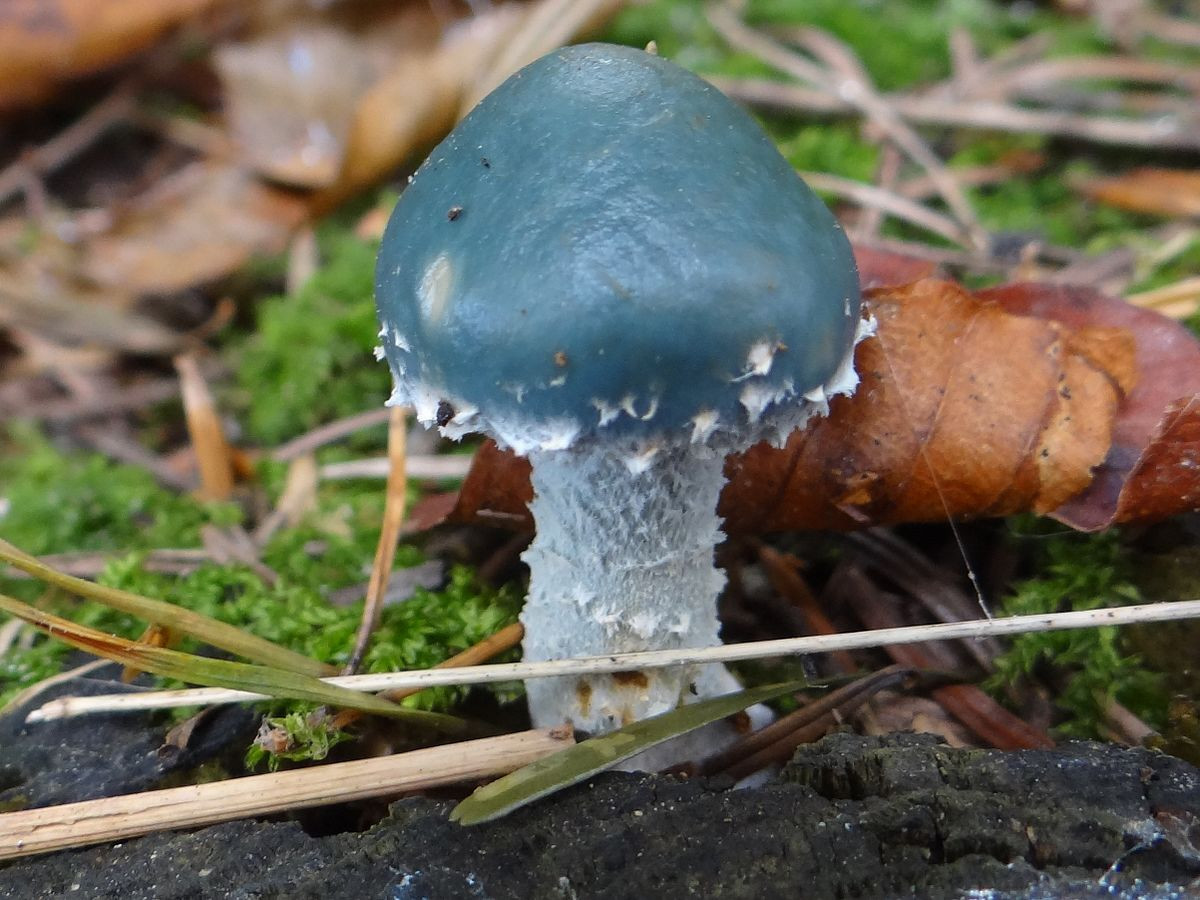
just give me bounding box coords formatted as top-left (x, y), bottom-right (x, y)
top-left (520, 440), bottom-right (740, 733)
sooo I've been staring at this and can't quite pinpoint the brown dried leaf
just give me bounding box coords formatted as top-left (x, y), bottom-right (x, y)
top-left (0, 0), bottom-right (222, 111)
top-left (213, 5), bottom-right (446, 189)
top-left (80, 162), bottom-right (306, 295)
top-left (445, 278), bottom-right (1139, 533)
top-left (1079, 168), bottom-right (1200, 219)
top-left (981, 282), bottom-right (1200, 530)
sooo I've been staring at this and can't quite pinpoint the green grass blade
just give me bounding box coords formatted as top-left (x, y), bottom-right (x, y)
top-left (0, 592), bottom-right (467, 733)
top-left (450, 680), bottom-right (809, 825)
top-left (0, 537), bottom-right (331, 676)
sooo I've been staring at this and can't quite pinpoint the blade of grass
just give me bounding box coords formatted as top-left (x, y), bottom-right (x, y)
top-left (27, 598), bottom-right (1200, 723)
top-left (0, 592), bottom-right (466, 732)
top-left (450, 680), bottom-right (809, 825)
top-left (0, 537), bottom-right (331, 676)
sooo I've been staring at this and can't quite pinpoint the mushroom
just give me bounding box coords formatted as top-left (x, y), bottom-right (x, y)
top-left (375, 44), bottom-right (867, 736)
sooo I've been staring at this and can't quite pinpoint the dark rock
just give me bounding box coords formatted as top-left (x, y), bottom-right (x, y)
top-left (1, 731), bottom-right (1198, 898)
top-left (0, 672), bottom-right (258, 810)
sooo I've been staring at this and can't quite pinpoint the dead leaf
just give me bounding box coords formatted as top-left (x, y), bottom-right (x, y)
top-left (213, 5), bottom-right (445, 189)
top-left (80, 162), bottom-right (306, 295)
top-left (1079, 168), bottom-right (1200, 219)
top-left (0, 0), bottom-right (222, 111)
top-left (445, 278), bottom-right (1139, 533)
top-left (982, 282), bottom-right (1200, 530)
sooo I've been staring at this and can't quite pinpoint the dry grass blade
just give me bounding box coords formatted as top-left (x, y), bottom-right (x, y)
top-left (0, 728), bottom-right (572, 861)
top-left (0, 538), bottom-right (332, 676)
top-left (26, 599), bottom-right (1200, 722)
top-left (345, 406), bottom-right (408, 674)
top-left (0, 590), bottom-right (464, 729)
top-left (1127, 277), bottom-right (1200, 320)
top-left (175, 352), bottom-right (234, 501)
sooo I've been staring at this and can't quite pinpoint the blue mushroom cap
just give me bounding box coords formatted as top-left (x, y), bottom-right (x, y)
top-left (375, 43), bottom-right (862, 454)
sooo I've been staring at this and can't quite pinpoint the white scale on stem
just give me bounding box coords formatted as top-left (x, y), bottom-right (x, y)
top-left (521, 441), bottom-right (742, 733)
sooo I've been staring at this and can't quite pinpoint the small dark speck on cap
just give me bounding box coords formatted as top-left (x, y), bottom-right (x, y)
top-left (481, 157), bottom-right (491, 168)
top-left (447, 206), bottom-right (463, 221)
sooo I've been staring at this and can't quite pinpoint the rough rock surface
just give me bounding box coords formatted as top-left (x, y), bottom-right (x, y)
top-left (2, 719), bottom-right (1199, 899)
top-left (1, 673), bottom-right (257, 810)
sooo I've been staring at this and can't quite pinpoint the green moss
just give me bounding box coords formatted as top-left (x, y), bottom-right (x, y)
top-left (987, 523), bottom-right (1165, 738)
top-left (244, 710), bottom-right (354, 772)
top-left (233, 229), bottom-right (390, 445)
top-left (0, 424), bottom-right (237, 558)
top-left (0, 427), bottom-right (520, 712)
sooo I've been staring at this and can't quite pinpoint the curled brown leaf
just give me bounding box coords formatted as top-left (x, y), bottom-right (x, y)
top-left (447, 278), bottom-right (1152, 534)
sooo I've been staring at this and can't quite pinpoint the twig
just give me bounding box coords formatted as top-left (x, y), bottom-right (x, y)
top-left (319, 454), bottom-right (475, 481)
top-left (271, 408), bottom-right (393, 461)
top-left (1, 549), bottom-right (209, 580)
top-left (800, 171), bottom-right (972, 246)
top-left (708, 5), bottom-right (987, 250)
top-left (788, 26), bottom-right (988, 250)
top-left (0, 728), bottom-right (572, 861)
top-left (0, 379), bottom-right (181, 424)
top-left (344, 407), bottom-right (408, 674)
top-left (76, 424), bottom-right (194, 492)
top-left (710, 76), bottom-right (1200, 150)
top-left (0, 82), bottom-right (138, 210)
top-left (981, 56), bottom-right (1200, 102)
top-left (27, 599), bottom-right (1200, 722)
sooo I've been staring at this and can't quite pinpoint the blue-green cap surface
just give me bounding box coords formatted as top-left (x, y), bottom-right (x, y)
top-left (375, 43), bottom-right (861, 454)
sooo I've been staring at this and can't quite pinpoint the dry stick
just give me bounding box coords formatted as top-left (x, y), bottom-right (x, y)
top-left (344, 407), bottom-right (408, 675)
top-left (77, 424), bottom-right (194, 492)
top-left (0, 83), bottom-right (138, 208)
top-left (799, 171), bottom-right (971, 246)
top-left (320, 454), bottom-right (475, 481)
top-left (790, 26), bottom-right (988, 250)
top-left (12, 379), bottom-right (181, 425)
top-left (707, 5), bottom-right (986, 249)
top-left (981, 56), bottom-right (1200, 101)
top-left (710, 77), bottom-right (1200, 150)
top-left (0, 728), bottom-right (572, 861)
top-left (27, 599), bottom-right (1200, 722)
top-left (272, 408), bottom-right (393, 461)
top-left (857, 144), bottom-right (903, 238)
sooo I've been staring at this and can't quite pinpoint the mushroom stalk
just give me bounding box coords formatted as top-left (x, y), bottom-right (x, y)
top-left (520, 441), bottom-right (740, 733)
